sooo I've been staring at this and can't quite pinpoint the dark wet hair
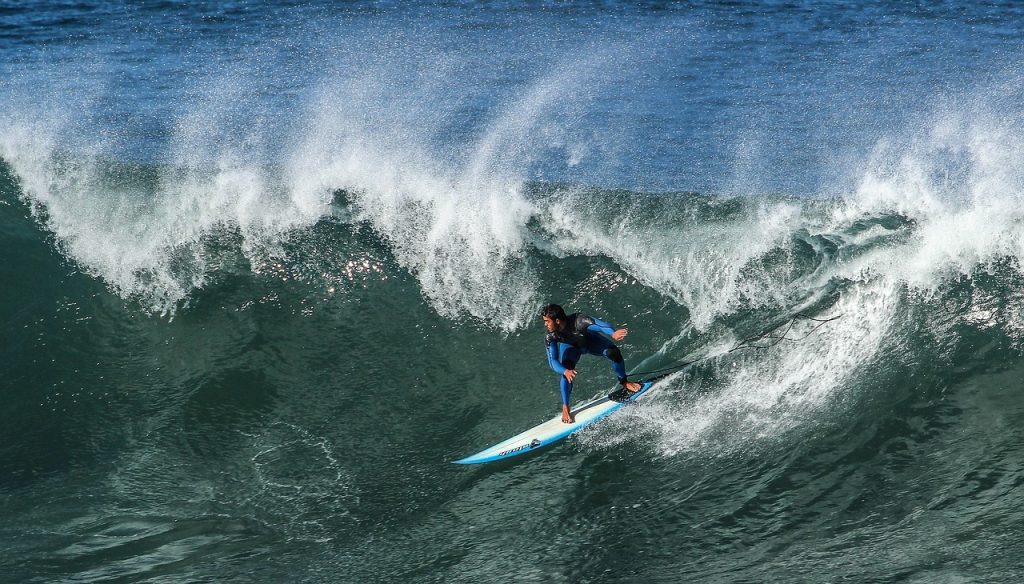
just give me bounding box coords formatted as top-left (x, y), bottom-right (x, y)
top-left (541, 303), bottom-right (567, 321)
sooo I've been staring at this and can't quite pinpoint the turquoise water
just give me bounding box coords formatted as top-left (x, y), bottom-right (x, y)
top-left (4, 2), bottom-right (1024, 582)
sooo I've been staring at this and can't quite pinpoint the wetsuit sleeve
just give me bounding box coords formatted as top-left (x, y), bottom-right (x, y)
top-left (586, 316), bottom-right (616, 336)
top-left (546, 337), bottom-right (567, 375)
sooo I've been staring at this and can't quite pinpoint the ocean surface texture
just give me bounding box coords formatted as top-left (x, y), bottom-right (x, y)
top-left (4, 2), bottom-right (1024, 582)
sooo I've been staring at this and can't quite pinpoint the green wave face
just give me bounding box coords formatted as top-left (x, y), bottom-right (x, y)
top-left (6, 148), bottom-right (1024, 580)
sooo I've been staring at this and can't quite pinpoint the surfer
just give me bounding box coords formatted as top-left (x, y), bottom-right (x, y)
top-left (542, 304), bottom-right (642, 423)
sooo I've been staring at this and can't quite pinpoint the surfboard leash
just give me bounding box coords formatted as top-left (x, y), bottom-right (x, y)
top-left (728, 312), bottom-right (843, 353)
top-left (630, 313), bottom-right (843, 383)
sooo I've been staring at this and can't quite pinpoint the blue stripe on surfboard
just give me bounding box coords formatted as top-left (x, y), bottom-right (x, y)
top-left (453, 380), bottom-right (655, 465)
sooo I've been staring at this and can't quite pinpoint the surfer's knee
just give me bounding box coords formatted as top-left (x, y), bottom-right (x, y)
top-left (606, 346), bottom-right (623, 363)
top-left (561, 359), bottom-right (577, 370)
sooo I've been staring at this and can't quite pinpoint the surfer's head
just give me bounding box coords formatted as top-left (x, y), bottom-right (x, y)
top-left (541, 304), bottom-right (567, 332)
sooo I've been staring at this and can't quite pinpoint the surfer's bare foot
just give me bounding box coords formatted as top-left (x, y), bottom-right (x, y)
top-left (624, 381), bottom-right (641, 393)
top-left (561, 405), bottom-right (575, 424)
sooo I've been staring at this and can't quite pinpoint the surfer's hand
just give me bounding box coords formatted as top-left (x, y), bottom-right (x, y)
top-left (612, 328), bottom-right (628, 341)
top-left (563, 369), bottom-right (577, 383)
top-left (562, 405), bottom-right (575, 424)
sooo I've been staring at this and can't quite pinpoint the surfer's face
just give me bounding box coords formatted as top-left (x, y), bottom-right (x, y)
top-left (542, 316), bottom-right (563, 332)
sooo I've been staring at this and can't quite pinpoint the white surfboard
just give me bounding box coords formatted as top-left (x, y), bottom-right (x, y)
top-left (453, 380), bottom-right (656, 465)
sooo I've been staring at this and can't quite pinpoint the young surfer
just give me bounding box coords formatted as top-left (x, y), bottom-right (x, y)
top-left (542, 304), bottom-right (642, 423)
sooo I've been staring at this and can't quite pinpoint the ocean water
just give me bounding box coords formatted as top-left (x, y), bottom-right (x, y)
top-left (4, 1), bottom-right (1024, 582)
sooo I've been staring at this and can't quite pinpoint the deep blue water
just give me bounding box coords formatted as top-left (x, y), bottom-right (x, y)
top-left (4, 2), bottom-right (1024, 582)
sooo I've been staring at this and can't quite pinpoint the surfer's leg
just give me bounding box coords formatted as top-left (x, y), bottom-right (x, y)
top-left (586, 334), bottom-right (640, 393)
top-left (559, 375), bottom-right (572, 405)
top-left (605, 345), bottom-right (627, 380)
top-left (585, 334), bottom-right (627, 381)
top-left (557, 343), bottom-right (581, 405)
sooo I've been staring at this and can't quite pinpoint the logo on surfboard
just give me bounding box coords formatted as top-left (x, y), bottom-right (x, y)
top-left (498, 438), bottom-right (543, 457)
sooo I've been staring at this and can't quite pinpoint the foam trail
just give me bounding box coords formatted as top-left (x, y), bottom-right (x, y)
top-left (580, 279), bottom-right (899, 458)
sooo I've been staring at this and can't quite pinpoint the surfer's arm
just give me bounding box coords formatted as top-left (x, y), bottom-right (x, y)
top-left (586, 317), bottom-right (616, 336)
top-left (546, 341), bottom-right (567, 375)
top-left (588, 317), bottom-right (629, 342)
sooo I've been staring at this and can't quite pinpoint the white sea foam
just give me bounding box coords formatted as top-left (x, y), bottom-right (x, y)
top-left (578, 101), bottom-right (1024, 457)
top-left (5, 44), bottom-right (1024, 347)
top-left (577, 277), bottom-right (900, 459)
top-left (829, 103), bottom-right (1024, 288)
top-left (0, 71), bottom-right (314, 313)
top-left (281, 64), bottom-right (588, 330)
top-left (0, 59), bottom-right (552, 325)
top-left (2, 22), bottom-right (656, 327)
top-left (542, 192), bottom-right (804, 329)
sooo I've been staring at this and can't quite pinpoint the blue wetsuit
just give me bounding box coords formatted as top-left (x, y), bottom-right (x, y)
top-left (545, 313), bottom-right (628, 406)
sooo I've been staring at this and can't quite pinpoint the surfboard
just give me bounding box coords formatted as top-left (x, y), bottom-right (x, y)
top-left (453, 380), bottom-right (656, 465)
